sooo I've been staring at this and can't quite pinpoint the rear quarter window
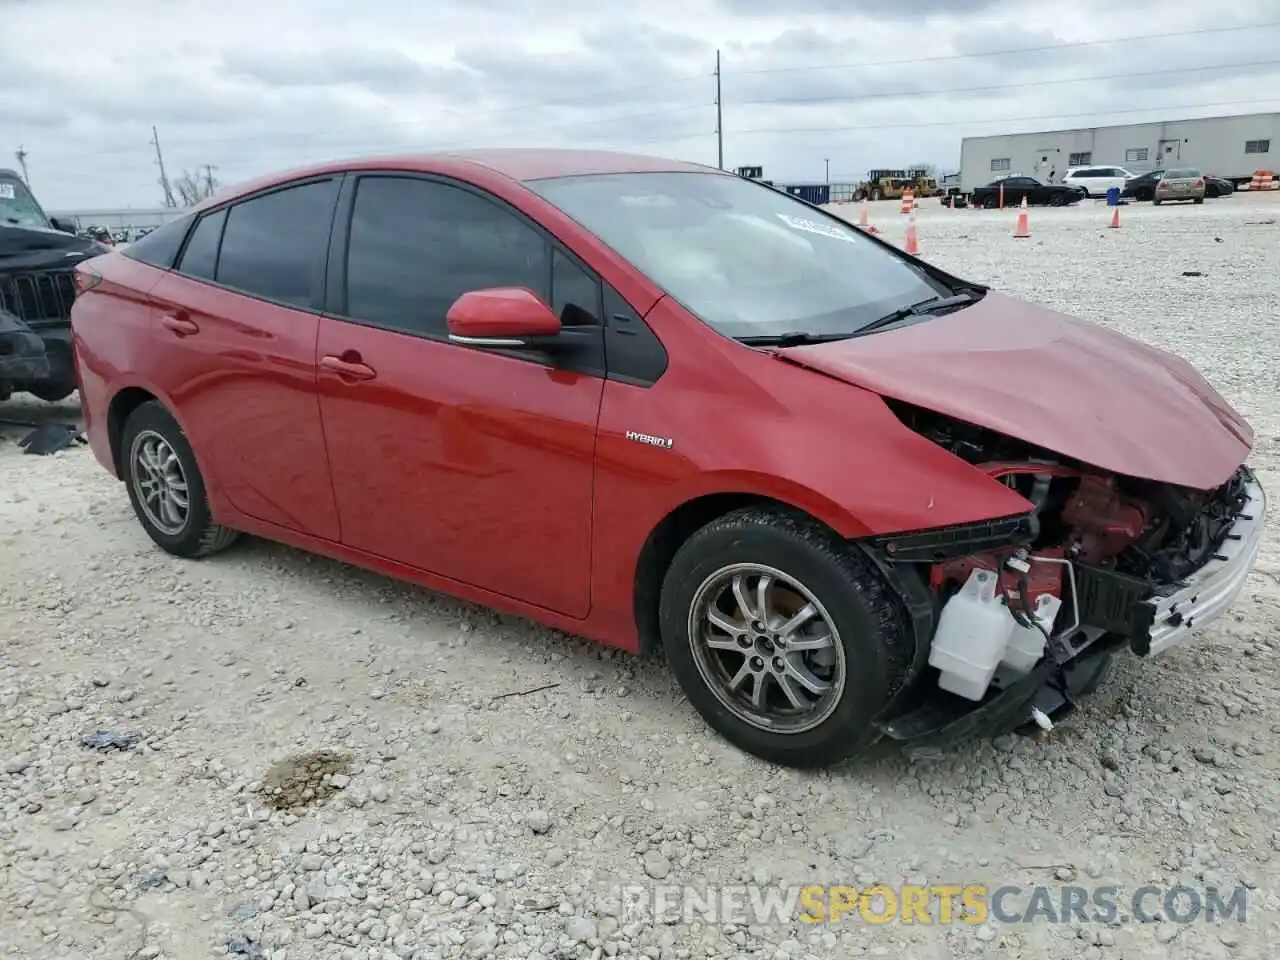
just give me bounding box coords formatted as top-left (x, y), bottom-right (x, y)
top-left (121, 215), bottom-right (194, 269)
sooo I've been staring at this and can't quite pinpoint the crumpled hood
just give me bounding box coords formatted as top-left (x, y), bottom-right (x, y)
top-left (779, 291), bottom-right (1252, 491)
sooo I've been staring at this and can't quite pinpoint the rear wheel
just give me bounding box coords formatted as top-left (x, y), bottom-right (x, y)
top-left (659, 507), bottom-right (909, 768)
top-left (1049, 193), bottom-right (1065, 206)
top-left (983, 196), bottom-right (999, 209)
top-left (120, 401), bottom-right (239, 559)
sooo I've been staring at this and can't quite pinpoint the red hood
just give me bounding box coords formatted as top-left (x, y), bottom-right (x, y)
top-left (780, 291), bottom-right (1252, 491)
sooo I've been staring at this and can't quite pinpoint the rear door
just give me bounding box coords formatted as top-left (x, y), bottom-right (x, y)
top-left (314, 173), bottom-right (605, 617)
top-left (145, 176), bottom-right (343, 540)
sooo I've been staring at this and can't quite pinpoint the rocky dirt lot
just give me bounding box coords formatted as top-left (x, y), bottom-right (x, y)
top-left (2, 193), bottom-right (1279, 960)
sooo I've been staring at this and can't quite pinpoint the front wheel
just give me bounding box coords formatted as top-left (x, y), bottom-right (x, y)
top-left (659, 507), bottom-right (909, 768)
top-left (120, 401), bottom-right (240, 558)
top-left (1049, 193), bottom-right (1065, 206)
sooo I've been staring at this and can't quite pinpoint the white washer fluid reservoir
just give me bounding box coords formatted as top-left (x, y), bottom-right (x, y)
top-left (928, 568), bottom-right (1017, 701)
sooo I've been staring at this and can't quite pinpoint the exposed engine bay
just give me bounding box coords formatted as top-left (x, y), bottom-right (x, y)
top-left (869, 402), bottom-right (1259, 736)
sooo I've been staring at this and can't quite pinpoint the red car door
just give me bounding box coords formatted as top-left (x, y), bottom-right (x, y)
top-left (315, 173), bottom-right (605, 618)
top-left (145, 177), bottom-right (343, 540)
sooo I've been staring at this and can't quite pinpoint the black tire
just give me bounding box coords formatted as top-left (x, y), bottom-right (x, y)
top-left (871, 188), bottom-right (883, 202)
top-left (1063, 652), bottom-right (1115, 698)
top-left (25, 381), bottom-right (76, 403)
top-left (1193, 197), bottom-right (1204, 205)
top-left (1049, 193), bottom-right (1065, 206)
top-left (120, 401), bottom-right (239, 558)
top-left (983, 196), bottom-right (999, 209)
top-left (659, 507), bottom-right (910, 768)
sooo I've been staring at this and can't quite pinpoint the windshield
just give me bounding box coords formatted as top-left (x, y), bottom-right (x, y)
top-left (0, 175), bottom-right (53, 230)
top-left (526, 171), bottom-right (949, 340)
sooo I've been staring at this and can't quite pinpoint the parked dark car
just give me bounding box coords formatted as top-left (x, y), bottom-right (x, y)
top-left (1123, 170), bottom-right (1233, 201)
top-left (0, 168), bottom-right (107, 403)
top-left (970, 176), bottom-right (1085, 208)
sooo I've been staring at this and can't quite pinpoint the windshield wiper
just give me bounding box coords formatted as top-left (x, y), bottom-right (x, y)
top-left (857, 290), bottom-right (981, 335)
top-left (737, 331), bottom-right (855, 347)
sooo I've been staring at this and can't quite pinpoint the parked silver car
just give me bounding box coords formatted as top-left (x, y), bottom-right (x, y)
top-left (1153, 168), bottom-right (1206, 205)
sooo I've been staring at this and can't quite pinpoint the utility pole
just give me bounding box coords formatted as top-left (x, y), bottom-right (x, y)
top-left (202, 164), bottom-right (218, 197)
top-left (14, 145), bottom-right (30, 187)
top-left (714, 49), bottom-right (724, 170)
top-left (824, 158), bottom-right (830, 184)
top-left (151, 125), bottom-right (177, 208)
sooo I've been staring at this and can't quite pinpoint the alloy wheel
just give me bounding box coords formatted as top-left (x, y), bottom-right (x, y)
top-left (687, 563), bottom-right (845, 734)
top-left (130, 429), bottom-right (191, 536)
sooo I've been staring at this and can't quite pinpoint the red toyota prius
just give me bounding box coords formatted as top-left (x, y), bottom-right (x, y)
top-left (70, 149), bottom-right (1266, 767)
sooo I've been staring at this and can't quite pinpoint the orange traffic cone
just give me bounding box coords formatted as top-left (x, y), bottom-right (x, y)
top-left (1013, 195), bottom-right (1030, 238)
top-left (904, 211), bottom-right (919, 255)
top-left (857, 198), bottom-right (879, 233)
top-left (1108, 205), bottom-right (1121, 229)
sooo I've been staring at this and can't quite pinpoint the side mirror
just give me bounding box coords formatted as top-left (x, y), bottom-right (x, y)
top-left (446, 287), bottom-right (562, 348)
top-left (49, 217), bottom-right (77, 234)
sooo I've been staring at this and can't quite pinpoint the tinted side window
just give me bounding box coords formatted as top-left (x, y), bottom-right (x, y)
top-left (344, 176), bottom-right (549, 337)
top-left (216, 179), bottom-right (338, 308)
top-left (552, 249), bottom-right (601, 326)
top-left (177, 209), bottom-right (226, 281)
top-left (121, 214), bottom-right (193, 269)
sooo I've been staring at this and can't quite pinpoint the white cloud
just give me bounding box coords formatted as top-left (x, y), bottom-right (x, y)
top-left (3, 0), bottom-right (1278, 208)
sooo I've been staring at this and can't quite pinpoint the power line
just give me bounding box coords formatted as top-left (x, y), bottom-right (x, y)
top-left (735, 59), bottom-right (1280, 107)
top-left (730, 21), bottom-right (1280, 77)
top-left (627, 97), bottom-right (1280, 144)
top-left (31, 104), bottom-right (713, 177)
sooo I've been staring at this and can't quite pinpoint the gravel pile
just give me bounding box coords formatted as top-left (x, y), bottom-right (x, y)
top-left (2, 192), bottom-right (1279, 959)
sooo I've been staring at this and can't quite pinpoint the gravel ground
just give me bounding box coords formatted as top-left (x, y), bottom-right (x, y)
top-left (2, 192), bottom-right (1279, 960)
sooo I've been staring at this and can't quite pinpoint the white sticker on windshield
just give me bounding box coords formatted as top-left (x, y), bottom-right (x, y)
top-left (0, 184), bottom-right (15, 199)
top-left (776, 213), bottom-right (856, 243)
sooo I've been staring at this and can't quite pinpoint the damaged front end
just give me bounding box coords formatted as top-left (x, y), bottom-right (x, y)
top-left (862, 403), bottom-right (1267, 747)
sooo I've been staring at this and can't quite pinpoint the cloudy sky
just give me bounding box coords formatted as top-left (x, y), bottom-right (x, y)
top-left (4, 0), bottom-right (1279, 209)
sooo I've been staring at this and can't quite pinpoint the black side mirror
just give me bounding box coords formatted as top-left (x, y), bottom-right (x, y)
top-left (49, 217), bottom-right (77, 234)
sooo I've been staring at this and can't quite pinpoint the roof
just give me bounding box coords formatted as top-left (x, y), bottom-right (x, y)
top-left (187, 148), bottom-right (723, 217)
top-left (440, 148), bottom-right (721, 181)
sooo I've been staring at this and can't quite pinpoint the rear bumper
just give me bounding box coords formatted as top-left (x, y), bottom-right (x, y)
top-left (1137, 472), bottom-right (1267, 657)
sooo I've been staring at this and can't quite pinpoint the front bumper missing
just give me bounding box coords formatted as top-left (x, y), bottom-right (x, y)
top-left (1134, 472), bottom-right (1268, 657)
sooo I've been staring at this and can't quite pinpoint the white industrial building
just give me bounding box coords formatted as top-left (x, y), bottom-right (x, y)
top-left (959, 112), bottom-right (1278, 190)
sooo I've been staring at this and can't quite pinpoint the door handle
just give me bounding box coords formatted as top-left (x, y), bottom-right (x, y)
top-left (320, 354), bottom-right (377, 381)
top-left (160, 314), bottom-right (199, 337)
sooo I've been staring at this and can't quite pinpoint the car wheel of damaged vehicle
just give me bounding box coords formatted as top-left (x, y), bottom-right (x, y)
top-left (660, 507), bottom-right (909, 768)
top-left (120, 401), bottom-right (239, 558)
